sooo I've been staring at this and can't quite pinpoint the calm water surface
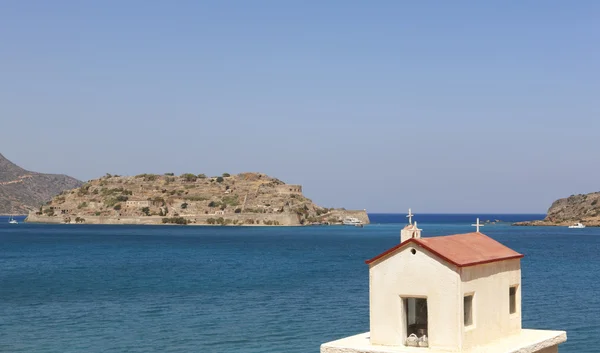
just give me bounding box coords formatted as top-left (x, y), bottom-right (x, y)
top-left (0, 214), bottom-right (596, 353)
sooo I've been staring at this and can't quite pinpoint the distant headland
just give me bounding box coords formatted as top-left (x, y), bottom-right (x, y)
top-left (513, 191), bottom-right (600, 227)
top-left (25, 172), bottom-right (369, 226)
top-left (0, 152), bottom-right (82, 214)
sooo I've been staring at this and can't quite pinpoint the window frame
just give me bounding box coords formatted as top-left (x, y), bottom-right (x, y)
top-left (463, 293), bottom-right (475, 329)
top-left (509, 285), bottom-right (518, 315)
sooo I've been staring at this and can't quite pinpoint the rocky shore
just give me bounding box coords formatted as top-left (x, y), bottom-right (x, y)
top-left (513, 192), bottom-right (600, 227)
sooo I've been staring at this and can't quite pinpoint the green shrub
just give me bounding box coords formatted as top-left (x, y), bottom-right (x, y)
top-left (78, 202), bottom-right (88, 209)
top-left (222, 195), bottom-right (239, 206)
top-left (197, 174), bottom-right (207, 179)
top-left (141, 207), bottom-right (150, 216)
top-left (113, 204), bottom-right (122, 211)
top-left (104, 198), bottom-right (117, 207)
top-left (164, 172), bottom-right (174, 176)
top-left (135, 173), bottom-right (159, 181)
top-left (180, 173), bottom-right (198, 182)
top-left (234, 208), bottom-right (242, 213)
top-left (162, 217), bottom-right (189, 225)
top-left (222, 173), bottom-right (230, 177)
top-left (206, 218), bottom-right (216, 224)
top-left (77, 185), bottom-right (90, 196)
top-left (216, 177), bottom-right (224, 183)
top-left (181, 203), bottom-right (188, 209)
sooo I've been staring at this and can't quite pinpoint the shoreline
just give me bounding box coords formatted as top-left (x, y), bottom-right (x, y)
top-left (513, 220), bottom-right (600, 227)
top-left (22, 219), bottom-right (356, 227)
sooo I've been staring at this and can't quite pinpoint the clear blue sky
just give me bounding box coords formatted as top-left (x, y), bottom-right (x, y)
top-left (1, 1), bottom-right (598, 213)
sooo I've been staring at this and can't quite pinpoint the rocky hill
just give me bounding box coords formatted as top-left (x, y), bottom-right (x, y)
top-left (513, 192), bottom-right (600, 227)
top-left (25, 172), bottom-right (369, 226)
top-left (0, 153), bottom-right (83, 214)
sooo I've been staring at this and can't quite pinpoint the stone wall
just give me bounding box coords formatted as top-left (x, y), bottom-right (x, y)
top-left (26, 209), bottom-right (370, 226)
top-left (275, 184), bottom-right (302, 195)
top-left (26, 212), bottom-right (302, 226)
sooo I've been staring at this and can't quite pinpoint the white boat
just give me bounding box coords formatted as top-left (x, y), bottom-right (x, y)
top-left (568, 222), bottom-right (585, 229)
top-left (8, 215), bottom-right (18, 224)
top-left (343, 217), bottom-right (362, 226)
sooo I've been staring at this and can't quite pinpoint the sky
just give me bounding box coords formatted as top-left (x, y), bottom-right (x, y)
top-left (1, 1), bottom-right (598, 213)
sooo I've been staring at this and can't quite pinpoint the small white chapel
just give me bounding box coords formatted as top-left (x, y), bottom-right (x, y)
top-left (321, 210), bottom-right (567, 353)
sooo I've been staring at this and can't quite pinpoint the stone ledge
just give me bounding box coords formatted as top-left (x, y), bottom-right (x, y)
top-left (321, 329), bottom-right (566, 353)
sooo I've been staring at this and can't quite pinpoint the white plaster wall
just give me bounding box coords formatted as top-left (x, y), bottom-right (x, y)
top-left (460, 259), bottom-right (522, 350)
top-left (369, 245), bottom-right (461, 350)
top-left (400, 228), bottom-right (421, 243)
top-left (537, 346), bottom-right (559, 353)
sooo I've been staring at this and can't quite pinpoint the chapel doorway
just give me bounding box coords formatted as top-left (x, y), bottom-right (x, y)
top-left (404, 297), bottom-right (428, 340)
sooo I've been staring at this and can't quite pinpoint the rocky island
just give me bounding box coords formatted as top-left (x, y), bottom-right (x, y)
top-left (0, 153), bottom-right (82, 214)
top-left (25, 172), bottom-right (369, 226)
top-left (513, 191), bottom-right (600, 227)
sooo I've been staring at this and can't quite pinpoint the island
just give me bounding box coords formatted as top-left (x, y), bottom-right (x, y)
top-left (513, 191), bottom-right (600, 227)
top-left (25, 172), bottom-right (369, 226)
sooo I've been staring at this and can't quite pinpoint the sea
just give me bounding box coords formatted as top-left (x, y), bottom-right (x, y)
top-left (1, 214), bottom-right (597, 353)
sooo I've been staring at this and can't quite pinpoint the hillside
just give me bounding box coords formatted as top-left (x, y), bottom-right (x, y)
top-left (0, 153), bottom-right (83, 214)
top-left (513, 192), bottom-right (600, 227)
top-left (25, 172), bottom-right (369, 226)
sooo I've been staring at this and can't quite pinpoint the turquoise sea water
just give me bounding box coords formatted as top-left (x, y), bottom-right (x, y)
top-left (1, 214), bottom-right (597, 353)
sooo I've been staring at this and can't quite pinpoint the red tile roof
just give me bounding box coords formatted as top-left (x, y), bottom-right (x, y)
top-left (365, 232), bottom-right (523, 267)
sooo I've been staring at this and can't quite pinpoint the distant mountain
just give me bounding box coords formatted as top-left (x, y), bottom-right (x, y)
top-left (0, 153), bottom-right (83, 214)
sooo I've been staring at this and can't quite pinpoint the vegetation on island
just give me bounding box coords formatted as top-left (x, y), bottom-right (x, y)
top-left (27, 172), bottom-right (369, 226)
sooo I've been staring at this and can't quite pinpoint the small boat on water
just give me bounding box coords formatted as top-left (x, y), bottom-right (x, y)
top-left (343, 217), bottom-right (363, 226)
top-left (8, 215), bottom-right (18, 224)
top-left (568, 222), bottom-right (585, 229)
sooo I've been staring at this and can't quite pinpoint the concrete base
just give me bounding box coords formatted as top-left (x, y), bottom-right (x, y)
top-left (321, 329), bottom-right (566, 353)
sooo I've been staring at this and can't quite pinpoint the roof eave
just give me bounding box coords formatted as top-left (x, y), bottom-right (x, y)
top-left (365, 239), bottom-right (524, 268)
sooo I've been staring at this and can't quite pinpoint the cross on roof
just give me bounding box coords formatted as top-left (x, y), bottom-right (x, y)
top-left (414, 221), bottom-right (422, 231)
top-left (407, 208), bottom-right (414, 225)
top-left (472, 218), bottom-right (484, 232)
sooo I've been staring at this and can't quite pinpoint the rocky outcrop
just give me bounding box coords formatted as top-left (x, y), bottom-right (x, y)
top-left (0, 153), bottom-right (83, 214)
top-left (25, 172), bottom-right (369, 226)
top-left (513, 192), bottom-right (600, 227)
